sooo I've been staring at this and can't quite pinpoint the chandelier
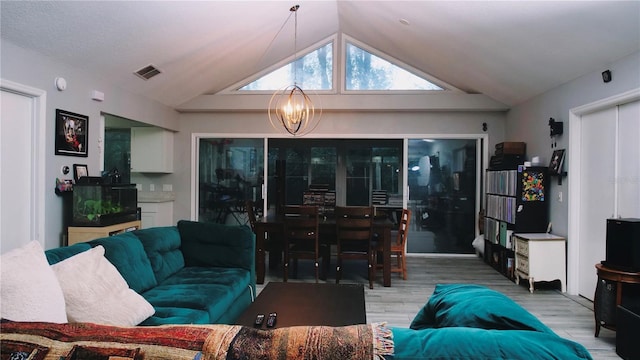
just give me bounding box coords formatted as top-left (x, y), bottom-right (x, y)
top-left (268, 5), bottom-right (321, 136)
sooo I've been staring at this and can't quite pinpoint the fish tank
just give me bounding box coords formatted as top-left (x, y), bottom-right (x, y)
top-left (72, 183), bottom-right (138, 226)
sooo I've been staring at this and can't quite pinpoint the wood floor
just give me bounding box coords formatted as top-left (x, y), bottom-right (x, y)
top-left (258, 254), bottom-right (620, 360)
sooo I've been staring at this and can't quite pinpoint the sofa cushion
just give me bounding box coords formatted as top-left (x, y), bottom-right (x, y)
top-left (391, 327), bottom-right (593, 360)
top-left (133, 226), bottom-right (185, 284)
top-left (177, 220), bottom-right (254, 271)
top-left (140, 307), bottom-right (211, 326)
top-left (51, 245), bottom-right (155, 326)
top-left (141, 266), bottom-right (251, 324)
top-left (89, 232), bottom-right (157, 293)
top-left (410, 284), bottom-right (554, 334)
top-left (45, 242), bottom-right (92, 265)
top-left (0, 241), bottom-right (67, 323)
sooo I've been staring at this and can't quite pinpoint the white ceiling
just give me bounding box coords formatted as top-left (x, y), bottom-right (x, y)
top-left (2, 1), bottom-right (639, 108)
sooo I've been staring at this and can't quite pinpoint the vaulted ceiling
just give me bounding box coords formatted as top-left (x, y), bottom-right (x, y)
top-left (2, 1), bottom-right (639, 108)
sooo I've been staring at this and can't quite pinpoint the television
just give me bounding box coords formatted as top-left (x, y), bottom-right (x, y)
top-left (604, 218), bottom-right (640, 272)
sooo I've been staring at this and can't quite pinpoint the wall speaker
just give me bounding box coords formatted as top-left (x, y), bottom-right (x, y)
top-left (602, 70), bottom-right (612, 83)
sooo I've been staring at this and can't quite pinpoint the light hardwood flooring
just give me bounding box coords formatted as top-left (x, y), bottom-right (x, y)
top-left (258, 254), bottom-right (620, 360)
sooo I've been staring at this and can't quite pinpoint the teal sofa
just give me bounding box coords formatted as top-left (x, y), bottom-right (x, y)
top-left (44, 220), bottom-right (256, 326)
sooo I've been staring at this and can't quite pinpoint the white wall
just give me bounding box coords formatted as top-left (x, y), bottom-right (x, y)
top-left (506, 51), bottom-right (640, 238)
top-left (0, 39), bottom-right (179, 250)
top-left (505, 51), bottom-right (640, 295)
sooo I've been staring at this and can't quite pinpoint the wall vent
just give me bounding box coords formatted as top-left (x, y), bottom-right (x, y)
top-left (134, 64), bottom-right (162, 80)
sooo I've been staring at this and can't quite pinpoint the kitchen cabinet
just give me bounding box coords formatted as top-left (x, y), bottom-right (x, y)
top-left (130, 127), bottom-right (173, 173)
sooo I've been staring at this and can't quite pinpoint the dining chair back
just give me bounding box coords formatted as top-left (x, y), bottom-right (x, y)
top-left (335, 206), bottom-right (375, 289)
top-left (391, 208), bottom-right (411, 279)
top-left (283, 205), bottom-right (324, 282)
top-left (246, 199), bottom-right (283, 270)
top-left (245, 200), bottom-right (257, 232)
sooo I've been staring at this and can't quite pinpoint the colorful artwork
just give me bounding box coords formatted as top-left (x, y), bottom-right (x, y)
top-left (55, 109), bottom-right (88, 157)
top-left (521, 170), bottom-right (545, 201)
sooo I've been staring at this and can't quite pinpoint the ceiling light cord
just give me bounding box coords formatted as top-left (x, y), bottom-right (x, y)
top-left (268, 4), bottom-right (321, 137)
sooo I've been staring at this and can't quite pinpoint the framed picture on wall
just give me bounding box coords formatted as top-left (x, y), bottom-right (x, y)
top-left (549, 149), bottom-right (565, 175)
top-left (73, 164), bottom-right (88, 182)
top-left (55, 109), bottom-right (88, 157)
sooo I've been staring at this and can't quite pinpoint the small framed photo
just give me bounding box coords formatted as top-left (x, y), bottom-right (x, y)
top-left (549, 149), bottom-right (565, 175)
top-left (55, 109), bottom-right (88, 157)
top-left (73, 164), bottom-right (88, 182)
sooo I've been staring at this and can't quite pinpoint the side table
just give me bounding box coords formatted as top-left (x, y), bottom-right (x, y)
top-left (594, 263), bottom-right (640, 337)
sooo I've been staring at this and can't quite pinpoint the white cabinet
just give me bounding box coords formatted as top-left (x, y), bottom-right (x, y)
top-left (139, 202), bottom-right (174, 228)
top-left (130, 127), bottom-right (174, 173)
top-left (514, 233), bottom-right (566, 293)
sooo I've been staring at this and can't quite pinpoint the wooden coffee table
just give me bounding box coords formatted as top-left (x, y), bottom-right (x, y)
top-left (235, 282), bottom-right (366, 329)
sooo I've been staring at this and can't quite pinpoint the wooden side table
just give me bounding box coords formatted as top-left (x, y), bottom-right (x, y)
top-left (67, 220), bottom-right (141, 245)
top-left (594, 263), bottom-right (640, 337)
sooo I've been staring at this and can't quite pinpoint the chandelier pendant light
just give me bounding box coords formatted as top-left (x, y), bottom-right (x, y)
top-left (268, 4), bottom-right (321, 136)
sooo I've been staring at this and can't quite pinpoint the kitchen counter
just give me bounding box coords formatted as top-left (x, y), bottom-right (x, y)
top-left (137, 191), bottom-right (175, 203)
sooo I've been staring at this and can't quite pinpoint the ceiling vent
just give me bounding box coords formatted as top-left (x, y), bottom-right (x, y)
top-left (134, 64), bottom-right (162, 80)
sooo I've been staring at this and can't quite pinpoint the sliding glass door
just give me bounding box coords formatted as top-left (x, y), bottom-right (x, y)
top-left (407, 139), bottom-right (478, 254)
top-left (196, 136), bottom-right (479, 254)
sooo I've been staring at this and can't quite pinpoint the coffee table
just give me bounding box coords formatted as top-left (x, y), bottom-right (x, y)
top-left (235, 282), bottom-right (366, 329)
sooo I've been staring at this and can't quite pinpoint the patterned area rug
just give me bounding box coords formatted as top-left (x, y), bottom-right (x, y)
top-left (1, 320), bottom-right (216, 360)
top-left (1, 320), bottom-right (393, 360)
top-left (201, 323), bottom-right (393, 360)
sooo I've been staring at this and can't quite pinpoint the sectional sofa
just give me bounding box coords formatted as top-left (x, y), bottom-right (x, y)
top-left (45, 220), bottom-right (256, 325)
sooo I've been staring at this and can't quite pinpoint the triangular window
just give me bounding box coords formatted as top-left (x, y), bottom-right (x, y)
top-left (240, 42), bottom-right (333, 91)
top-left (345, 43), bottom-right (443, 91)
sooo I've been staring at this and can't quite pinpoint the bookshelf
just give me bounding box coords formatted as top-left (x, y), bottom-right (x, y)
top-left (484, 165), bottom-right (549, 278)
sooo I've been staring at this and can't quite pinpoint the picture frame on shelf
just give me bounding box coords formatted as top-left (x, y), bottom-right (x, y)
top-left (73, 164), bottom-right (88, 182)
top-left (55, 109), bottom-right (88, 157)
top-left (549, 149), bottom-right (565, 175)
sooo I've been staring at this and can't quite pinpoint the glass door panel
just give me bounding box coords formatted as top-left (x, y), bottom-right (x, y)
top-left (346, 148), bottom-right (371, 206)
top-left (198, 138), bottom-right (263, 224)
top-left (407, 138), bottom-right (477, 253)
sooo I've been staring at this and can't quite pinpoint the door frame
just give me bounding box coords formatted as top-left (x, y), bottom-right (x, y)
top-left (0, 79), bottom-right (47, 249)
top-left (567, 87), bottom-right (640, 295)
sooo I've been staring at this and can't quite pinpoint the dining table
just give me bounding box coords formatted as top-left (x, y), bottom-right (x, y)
top-left (254, 214), bottom-right (394, 287)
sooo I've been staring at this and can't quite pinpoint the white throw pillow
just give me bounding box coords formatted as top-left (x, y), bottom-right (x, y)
top-left (0, 240), bottom-right (67, 323)
top-left (51, 245), bottom-right (155, 326)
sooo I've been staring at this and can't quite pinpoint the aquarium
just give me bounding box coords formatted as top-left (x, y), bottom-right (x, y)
top-left (72, 183), bottom-right (138, 226)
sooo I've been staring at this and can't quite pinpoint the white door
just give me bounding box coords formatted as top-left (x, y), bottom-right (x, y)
top-left (574, 97), bottom-right (640, 300)
top-left (577, 107), bottom-right (616, 300)
top-left (0, 81), bottom-right (46, 253)
top-left (617, 101), bottom-right (640, 218)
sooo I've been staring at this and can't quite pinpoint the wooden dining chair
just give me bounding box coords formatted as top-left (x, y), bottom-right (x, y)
top-left (246, 199), bottom-right (283, 270)
top-left (378, 208), bottom-right (411, 280)
top-left (283, 205), bottom-right (325, 283)
top-left (335, 206), bottom-right (375, 289)
top-left (245, 199), bottom-right (257, 232)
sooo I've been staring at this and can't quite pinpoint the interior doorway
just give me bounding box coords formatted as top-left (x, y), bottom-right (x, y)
top-left (569, 89), bottom-right (640, 298)
top-left (0, 80), bottom-right (46, 253)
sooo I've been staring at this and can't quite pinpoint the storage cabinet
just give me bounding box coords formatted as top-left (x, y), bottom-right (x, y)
top-left (67, 220), bottom-right (141, 245)
top-left (139, 201), bottom-right (174, 228)
top-left (130, 127), bottom-right (174, 173)
top-left (514, 233), bottom-right (566, 293)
